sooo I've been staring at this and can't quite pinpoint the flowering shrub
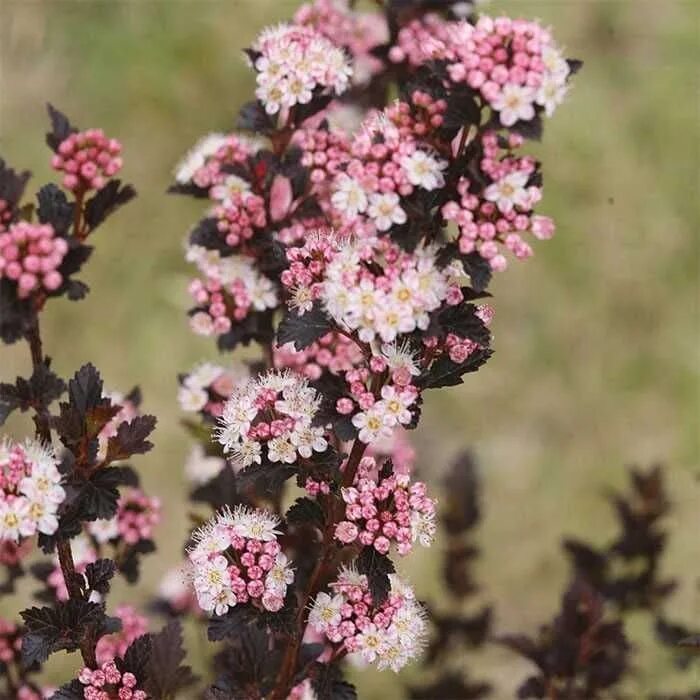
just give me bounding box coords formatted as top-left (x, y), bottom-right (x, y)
top-left (165, 0), bottom-right (581, 697)
top-left (0, 1), bottom-right (605, 698)
top-left (0, 108), bottom-right (195, 698)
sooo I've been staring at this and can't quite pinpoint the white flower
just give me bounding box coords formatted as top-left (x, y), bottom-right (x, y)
top-left (484, 171), bottom-right (530, 214)
top-left (0, 498), bottom-right (28, 541)
top-left (178, 385), bottom-right (208, 413)
top-left (256, 79), bottom-right (288, 115)
top-left (266, 553), bottom-right (295, 592)
top-left (267, 437), bottom-right (297, 464)
top-left (356, 624), bottom-right (388, 663)
top-left (400, 150), bottom-right (447, 191)
top-left (193, 554), bottom-right (230, 596)
top-left (541, 45), bottom-right (570, 82)
top-left (185, 444), bottom-right (225, 484)
top-left (24, 499), bottom-right (59, 536)
top-left (210, 175), bottom-right (251, 206)
top-left (203, 587), bottom-right (238, 616)
top-left (289, 426), bottom-right (328, 458)
top-left (174, 133), bottom-right (227, 184)
top-left (381, 341), bottom-right (421, 377)
top-left (377, 385), bottom-right (414, 426)
top-left (536, 75), bottom-right (569, 117)
top-left (492, 84), bottom-right (536, 127)
top-left (227, 506), bottom-right (281, 542)
top-left (367, 192), bottom-right (407, 231)
top-left (185, 362), bottom-right (225, 390)
top-left (332, 175), bottom-right (369, 219)
top-left (352, 407), bottom-right (394, 444)
top-left (410, 511), bottom-right (436, 547)
top-left (190, 311), bottom-right (214, 336)
top-left (309, 592), bottom-right (345, 631)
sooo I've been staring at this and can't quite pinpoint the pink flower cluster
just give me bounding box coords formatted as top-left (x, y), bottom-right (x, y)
top-left (431, 303), bottom-right (494, 364)
top-left (112, 488), bottom-right (161, 546)
top-left (309, 569), bottom-right (427, 671)
top-left (213, 191), bottom-right (267, 249)
top-left (291, 125), bottom-right (350, 206)
top-left (188, 506), bottom-right (294, 616)
top-left (78, 661), bottom-right (146, 700)
top-left (442, 131), bottom-right (554, 270)
top-left (0, 222), bottom-right (67, 298)
top-left (51, 129), bottom-right (123, 193)
top-left (95, 605), bottom-right (149, 666)
top-left (385, 90), bottom-right (448, 140)
top-left (294, 0), bottom-right (387, 86)
top-left (390, 15), bottom-right (572, 127)
top-left (0, 439), bottom-right (64, 543)
top-left (274, 332), bottom-right (364, 380)
top-left (335, 456), bottom-right (436, 555)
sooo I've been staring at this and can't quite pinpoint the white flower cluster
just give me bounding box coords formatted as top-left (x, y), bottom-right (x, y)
top-left (252, 24), bottom-right (353, 115)
top-left (0, 439), bottom-right (65, 542)
top-left (188, 506), bottom-right (294, 616)
top-left (177, 359), bottom-right (247, 414)
top-left (216, 370), bottom-right (328, 469)
top-left (321, 240), bottom-right (464, 344)
top-left (309, 569), bottom-right (427, 672)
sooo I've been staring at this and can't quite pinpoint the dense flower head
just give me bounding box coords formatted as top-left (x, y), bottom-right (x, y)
top-left (385, 91), bottom-right (448, 141)
top-left (174, 133), bottom-right (263, 187)
top-left (0, 438), bottom-right (64, 543)
top-left (319, 237), bottom-right (464, 344)
top-left (251, 24), bottom-right (353, 115)
top-left (442, 131), bottom-right (553, 270)
top-left (188, 506), bottom-right (293, 615)
top-left (212, 190), bottom-right (268, 249)
top-left (187, 246), bottom-right (277, 336)
top-left (309, 570), bottom-right (427, 671)
top-left (95, 605), bottom-right (149, 666)
top-left (51, 129), bottom-right (123, 193)
top-left (216, 370), bottom-right (329, 469)
top-left (273, 331), bottom-right (364, 380)
top-left (329, 109), bottom-right (447, 232)
top-left (335, 456), bottom-right (436, 555)
top-left (291, 124), bottom-right (351, 208)
top-left (178, 359), bottom-right (248, 417)
top-left (78, 661), bottom-right (147, 700)
top-left (0, 222), bottom-right (67, 298)
top-left (294, 0), bottom-right (387, 86)
top-left (391, 14), bottom-right (573, 127)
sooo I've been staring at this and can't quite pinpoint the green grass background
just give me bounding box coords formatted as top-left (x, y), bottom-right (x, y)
top-left (0, 0), bottom-right (698, 696)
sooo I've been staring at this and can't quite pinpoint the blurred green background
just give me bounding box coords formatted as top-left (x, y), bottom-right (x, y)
top-left (1, 0), bottom-right (698, 696)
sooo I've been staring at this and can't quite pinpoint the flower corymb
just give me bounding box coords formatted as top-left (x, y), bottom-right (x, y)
top-left (251, 24), bottom-right (353, 115)
top-left (188, 506), bottom-right (293, 615)
top-left (216, 370), bottom-right (329, 469)
top-left (309, 568), bottom-right (427, 671)
top-left (0, 439), bottom-right (64, 543)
